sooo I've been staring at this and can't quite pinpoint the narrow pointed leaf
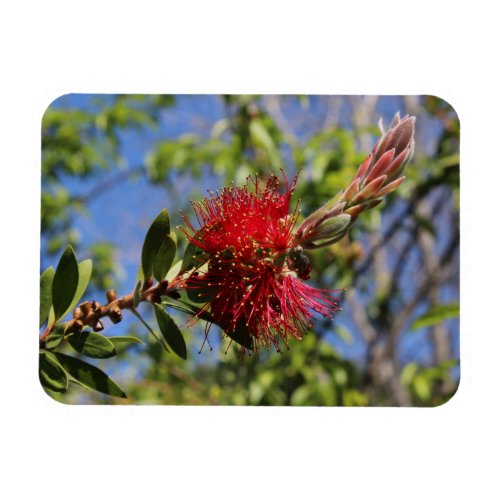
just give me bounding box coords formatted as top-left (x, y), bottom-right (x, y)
top-left (52, 246), bottom-right (79, 322)
top-left (67, 331), bottom-right (117, 359)
top-left (40, 267), bottom-right (55, 327)
top-left (152, 235), bottom-right (176, 281)
top-left (161, 297), bottom-right (216, 323)
top-left (166, 259), bottom-right (183, 282)
top-left (45, 323), bottom-right (68, 350)
top-left (51, 351), bottom-right (127, 398)
top-left (39, 351), bottom-right (68, 393)
top-left (141, 209), bottom-right (171, 280)
top-left (48, 307), bottom-right (55, 326)
top-left (153, 303), bottom-right (187, 360)
top-left (410, 303), bottom-right (460, 331)
top-left (60, 259), bottom-right (92, 320)
top-left (109, 336), bottom-right (145, 354)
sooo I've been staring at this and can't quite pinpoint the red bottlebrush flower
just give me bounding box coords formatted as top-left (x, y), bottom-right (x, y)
top-left (178, 174), bottom-right (341, 352)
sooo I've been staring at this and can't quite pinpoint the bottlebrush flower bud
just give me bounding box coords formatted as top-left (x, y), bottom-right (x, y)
top-left (297, 112), bottom-right (415, 245)
top-left (296, 191), bottom-right (346, 240)
top-left (339, 112), bottom-right (415, 221)
top-left (350, 175), bottom-right (387, 205)
top-left (357, 113), bottom-right (415, 194)
top-left (299, 213), bottom-right (352, 249)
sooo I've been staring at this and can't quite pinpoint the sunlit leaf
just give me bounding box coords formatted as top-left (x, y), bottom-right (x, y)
top-left (290, 386), bottom-right (310, 406)
top-left (165, 260), bottom-right (182, 282)
top-left (51, 351), bottom-right (127, 398)
top-left (39, 351), bottom-right (68, 393)
top-left (67, 331), bottom-right (117, 359)
top-left (109, 336), bottom-right (145, 354)
top-left (413, 374), bottom-right (431, 401)
top-left (335, 325), bottom-right (353, 345)
top-left (153, 304), bottom-right (187, 360)
top-left (45, 323), bottom-right (68, 350)
top-left (401, 362), bottom-right (419, 386)
top-left (410, 303), bottom-right (460, 331)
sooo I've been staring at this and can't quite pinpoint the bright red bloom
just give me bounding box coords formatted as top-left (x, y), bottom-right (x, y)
top-left (179, 174), bottom-right (341, 352)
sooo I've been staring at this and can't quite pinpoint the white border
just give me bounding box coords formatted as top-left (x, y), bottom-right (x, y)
top-left (2, 1), bottom-right (498, 498)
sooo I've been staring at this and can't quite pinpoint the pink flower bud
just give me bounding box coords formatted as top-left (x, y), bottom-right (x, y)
top-left (356, 113), bottom-right (415, 192)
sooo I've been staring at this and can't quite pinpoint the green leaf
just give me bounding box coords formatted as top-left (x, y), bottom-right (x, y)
top-left (249, 119), bottom-right (280, 167)
top-left (130, 307), bottom-right (170, 353)
top-left (67, 331), bottom-right (117, 359)
top-left (161, 297), bottom-right (215, 323)
top-left (401, 362), bottom-right (419, 386)
top-left (410, 303), bottom-right (460, 331)
top-left (133, 280), bottom-right (143, 308)
top-left (413, 374), bottom-right (432, 401)
top-left (47, 306), bottom-right (55, 326)
top-left (335, 325), bottom-right (353, 345)
top-left (51, 351), bottom-right (127, 398)
top-left (51, 246), bottom-right (79, 322)
top-left (39, 351), bottom-right (68, 393)
top-left (60, 259), bottom-right (92, 320)
top-left (165, 260), bottom-right (183, 282)
top-left (290, 386), bottom-right (310, 406)
top-left (45, 323), bottom-right (68, 350)
top-left (225, 321), bottom-right (254, 351)
top-left (40, 267), bottom-right (55, 328)
top-left (109, 336), bottom-right (145, 353)
top-left (153, 303), bottom-right (187, 360)
top-left (141, 209), bottom-right (171, 280)
top-left (180, 236), bottom-right (207, 274)
top-left (152, 235), bottom-right (176, 281)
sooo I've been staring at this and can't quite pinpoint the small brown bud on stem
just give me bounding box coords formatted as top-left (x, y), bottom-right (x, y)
top-left (91, 300), bottom-right (102, 314)
top-left (74, 320), bottom-right (84, 332)
top-left (109, 306), bottom-right (123, 324)
top-left (80, 301), bottom-right (92, 315)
